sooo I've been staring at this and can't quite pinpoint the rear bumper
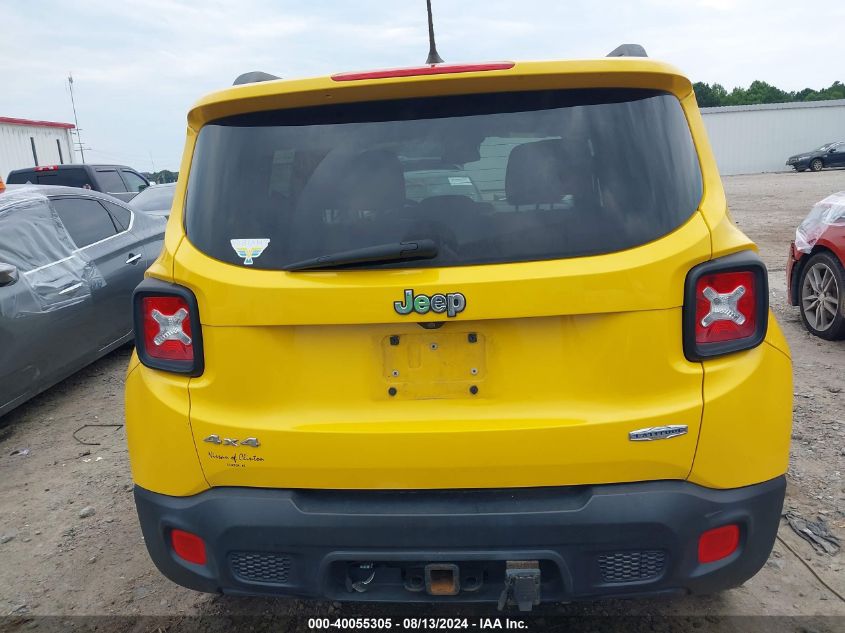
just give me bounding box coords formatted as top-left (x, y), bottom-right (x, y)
top-left (134, 476), bottom-right (785, 604)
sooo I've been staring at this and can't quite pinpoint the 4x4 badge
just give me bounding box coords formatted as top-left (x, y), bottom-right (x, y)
top-left (203, 434), bottom-right (261, 447)
top-left (394, 289), bottom-right (466, 318)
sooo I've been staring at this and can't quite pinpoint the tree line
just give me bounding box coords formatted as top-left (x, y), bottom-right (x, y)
top-left (693, 80), bottom-right (845, 107)
top-left (144, 169), bottom-right (179, 184)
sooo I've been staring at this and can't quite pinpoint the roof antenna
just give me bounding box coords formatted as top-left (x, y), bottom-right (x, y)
top-left (425, 0), bottom-right (444, 64)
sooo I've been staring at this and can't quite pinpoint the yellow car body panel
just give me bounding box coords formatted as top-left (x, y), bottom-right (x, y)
top-left (188, 309), bottom-right (702, 489)
top-left (690, 338), bottom-right (792, 488)
top-left (171, 212), bottom-right (711, 326)
top-left (125, 362), bottom-right (208, 496)
top-left (126, 58), bottom-right (792, 495)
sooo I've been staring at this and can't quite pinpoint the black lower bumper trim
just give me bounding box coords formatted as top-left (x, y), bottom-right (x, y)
top-left (134, 477), bottom-right (785, 604)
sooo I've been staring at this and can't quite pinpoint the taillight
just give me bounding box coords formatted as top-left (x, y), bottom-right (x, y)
top-left (170, 529), bottom-right (207, 565)
top-left (683, 252), bottom-right (768, 360)
top-left (698, 524), bottom-right (740, 564)
top-left (133, 280), bottom-right (203, 375)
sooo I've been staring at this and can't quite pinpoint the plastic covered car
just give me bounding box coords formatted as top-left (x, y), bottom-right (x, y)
top-left (787, 191), bottom-right (845, 338)
top-left (0, 185), bottom-right (165, 416)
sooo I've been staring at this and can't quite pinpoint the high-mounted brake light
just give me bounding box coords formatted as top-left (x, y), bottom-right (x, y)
top-left (133, 280), bottom-right (204, 375)
top-left (331, 62), bottom-right (514, 82)
top-left (34, 165), bottom-right (59, 172)
top-left (683, 252), bottom-right (768, 360)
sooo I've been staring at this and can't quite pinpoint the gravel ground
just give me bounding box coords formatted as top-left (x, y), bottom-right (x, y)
top-left (0, 171), bottom-right (843, 627)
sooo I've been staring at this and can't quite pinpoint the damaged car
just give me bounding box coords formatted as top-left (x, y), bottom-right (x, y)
top-left (787, 191), bottom-right (845, 339)
top-left (0, 186), bottom-right (165, 417)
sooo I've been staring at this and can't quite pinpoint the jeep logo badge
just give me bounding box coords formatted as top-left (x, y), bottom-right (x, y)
top-left (394, 289), bottom-right (466, 318)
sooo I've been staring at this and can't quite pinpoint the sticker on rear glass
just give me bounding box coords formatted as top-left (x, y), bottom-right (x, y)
top-left (448, 177), bottom-right (472, 186)
top-left (231, 238), bottom-right (270, 265)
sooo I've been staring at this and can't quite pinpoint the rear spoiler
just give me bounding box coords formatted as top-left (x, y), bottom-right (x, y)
top-left (232, 46), bottom-right (648, 86)
top-left (607, 44), bottom-right (648, 57)
top-left (191, 58), bottom-right (692, 129)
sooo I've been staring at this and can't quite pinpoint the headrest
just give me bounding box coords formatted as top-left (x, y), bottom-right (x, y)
top-left (343, 150), bottom-right (405, 211)
top-left (296, 149), bottom-right (406, 213)
top-left (505, 139), bottom-right (571, 206)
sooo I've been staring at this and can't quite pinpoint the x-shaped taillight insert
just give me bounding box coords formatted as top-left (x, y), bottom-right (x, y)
top-left (151, 308), bottom-right (192, 346)
top-left (700, 285), bottom-right (746, 327)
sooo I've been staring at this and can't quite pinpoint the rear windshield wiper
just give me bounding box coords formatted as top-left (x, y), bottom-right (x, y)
top-left (285, 239), bottom-right (438, 271)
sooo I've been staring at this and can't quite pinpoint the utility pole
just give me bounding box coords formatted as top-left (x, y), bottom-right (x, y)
top-left (67, 73), bottom-right (86, 163)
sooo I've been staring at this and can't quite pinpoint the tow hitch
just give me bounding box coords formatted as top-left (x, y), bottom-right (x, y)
top-left (424, 563), bottom-right (460, 596)
top-left (341, 559), bottom-right (543, 605)
top-left (497, 561), bottom-right (541, 612)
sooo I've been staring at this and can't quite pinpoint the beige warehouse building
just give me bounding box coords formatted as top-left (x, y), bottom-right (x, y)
top-left (700, 99), bottom-right (845, 175)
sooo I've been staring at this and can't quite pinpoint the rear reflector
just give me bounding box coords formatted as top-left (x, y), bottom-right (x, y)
top-left (332, 62), bottom-right (514, 82)
top-left (171, 529), bottom-right (207, 565)
top-left (698, 524), bottom-right (740, 563)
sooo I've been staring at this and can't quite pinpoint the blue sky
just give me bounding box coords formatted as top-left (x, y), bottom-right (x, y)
top-left (1, 0), bottom-right (842, 171)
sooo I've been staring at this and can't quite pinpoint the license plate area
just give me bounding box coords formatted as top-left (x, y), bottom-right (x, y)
top-left (381, 331), bottom-right (486, 399)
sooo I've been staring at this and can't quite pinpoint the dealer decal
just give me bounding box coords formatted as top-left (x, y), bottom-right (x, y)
top-left (394, 289), bottom-right (466, 318)
top-left (230, 238), bottom-right (270, 265)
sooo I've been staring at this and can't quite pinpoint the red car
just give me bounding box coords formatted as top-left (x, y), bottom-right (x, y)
top-left (787, 192), bottom-right (845, 339)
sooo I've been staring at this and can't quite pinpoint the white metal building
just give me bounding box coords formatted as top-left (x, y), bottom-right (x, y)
top-left (700, 99), bottom-right (845, 176)
top-left (0, 117), bottom-right (76, 181)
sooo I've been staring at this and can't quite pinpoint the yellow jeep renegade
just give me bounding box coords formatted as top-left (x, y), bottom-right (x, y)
top-left (126, 48), bottom-right (792, 609)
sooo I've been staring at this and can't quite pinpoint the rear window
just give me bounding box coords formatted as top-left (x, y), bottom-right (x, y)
top-left (8, 168), bottom-right (92, 189)
top-left (102, 200), bottom-right (132, 231)
top-left (186, 89), bottom-right (702, 270)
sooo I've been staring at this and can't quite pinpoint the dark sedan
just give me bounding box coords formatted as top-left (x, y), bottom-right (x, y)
top-left (786, 141), bottom-right (845, 172)
top-left (129, 182), bottom-right (176, 217)
top-left (0, 185), bottom-right (165, 417)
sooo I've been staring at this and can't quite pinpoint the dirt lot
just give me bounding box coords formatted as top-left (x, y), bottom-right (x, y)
top-left (0, 171), bottom-right (843, 626)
